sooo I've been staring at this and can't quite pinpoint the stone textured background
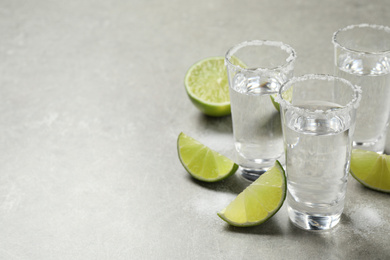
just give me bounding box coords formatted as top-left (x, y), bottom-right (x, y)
top-left (0, 0), bottom-right (389, 259)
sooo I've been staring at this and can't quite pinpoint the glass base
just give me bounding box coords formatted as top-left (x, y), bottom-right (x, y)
top-left (287, 206), bottom-right (341, 231)
top-left (239, 167), bottom-right (269, 182)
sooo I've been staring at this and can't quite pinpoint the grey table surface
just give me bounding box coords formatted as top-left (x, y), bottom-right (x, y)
top-left (1, 0), bottom-right (390, 259)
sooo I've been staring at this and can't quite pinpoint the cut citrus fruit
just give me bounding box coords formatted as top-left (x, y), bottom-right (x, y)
top-left (350, 149), bottom-right (390, 193)
top-left (184, 56), bottom-right (244, 117)
top-left (177, 132), bottom-right (238, 182)
top-left (271, 85), bottom-right (293, 111)
top-left (218, 161), bottom-right (286, 227)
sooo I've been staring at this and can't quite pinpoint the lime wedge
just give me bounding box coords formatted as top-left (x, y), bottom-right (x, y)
top-left (177, 132), bottom-right (238, 182)
top-left (218, 161), bottom-right (286, 227)
top-left (271, 86), bottom-right (293, 111)
top-left (184, 56), bottom-right (244, 117)
top-left (350, 149), bottom-right (390, 193)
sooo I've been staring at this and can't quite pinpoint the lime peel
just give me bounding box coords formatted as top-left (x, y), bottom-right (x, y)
top-left (184, 56), bottom-right (246, 117)
top-left (350, 149), bottom-right (390, 193)
top-left (271, 85), bottom-right (293, 112)
top-left (177, 132), bottom-right (238, 182)
top-left (218, 161), bottom-right (286, 227)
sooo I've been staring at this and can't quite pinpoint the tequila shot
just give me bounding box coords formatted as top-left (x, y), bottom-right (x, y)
top-left (225, 40), bottom-right (296, 181)
top-left (333, 24), bottom-right (390, 153)
top-left (277, 74), bottom-right (361, 231)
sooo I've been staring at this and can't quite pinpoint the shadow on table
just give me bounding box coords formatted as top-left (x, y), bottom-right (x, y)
top-left (223, 217), bottom-right (284, 236)
top-left (187, 173), bottom-right (251, 195)
top-left (285, 214), bottom-right (390, 258)
top-left (196, 114), bottom-right (233, 134)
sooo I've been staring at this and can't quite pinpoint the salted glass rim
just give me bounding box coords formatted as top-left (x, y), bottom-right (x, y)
top-left (276, 74), bottom-right (362, 117)
top-left (224, 40), bottom-right (296, 73)
top-left (332, 23), bottom-right (390, 55)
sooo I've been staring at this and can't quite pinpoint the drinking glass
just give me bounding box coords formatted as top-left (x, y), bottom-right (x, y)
top-left (277, 74), bottom-right (361, 231)
top-left (225, 40), bottom-right (296, 181)
top-left (333, 24), bottom-right (390, 153)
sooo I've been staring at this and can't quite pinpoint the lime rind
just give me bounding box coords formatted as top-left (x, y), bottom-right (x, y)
top-left (184, 57), bottom-right (230, 117)
top-left (350, 149), bottom-right (390, 193)
top-left (184, 56), bottom-right (246, 117)
top-left (271, 85), bottom-right (293, 112)
top-left (217, 161), bottom-right (287, 227)
top-left (177, 132), bottom-right (238, 182)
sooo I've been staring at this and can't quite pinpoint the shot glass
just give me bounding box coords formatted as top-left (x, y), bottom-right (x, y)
top-left (225, 40), bottom-right (296, 181)
top-left (332, 24), bottom-right (390, 153)
top-left (276, 74), bottom-right (361, 231)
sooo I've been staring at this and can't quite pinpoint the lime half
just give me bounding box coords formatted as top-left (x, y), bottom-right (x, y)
top-left (218, 161), bottom-right (286, 227)
top-left (177, 132), bottom-right (238, 182)
top-left (350, 149), bottom-right (390, 193)
top-left (184, 56), bottom-right (244, 117)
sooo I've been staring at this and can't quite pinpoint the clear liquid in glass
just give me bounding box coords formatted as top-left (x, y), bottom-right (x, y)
top-left (336, 55), bottom-right (390, 153)
top-left (284, 100), bottom-right (352, 230)
top-left (229, 73), bottom-right (284, 180)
